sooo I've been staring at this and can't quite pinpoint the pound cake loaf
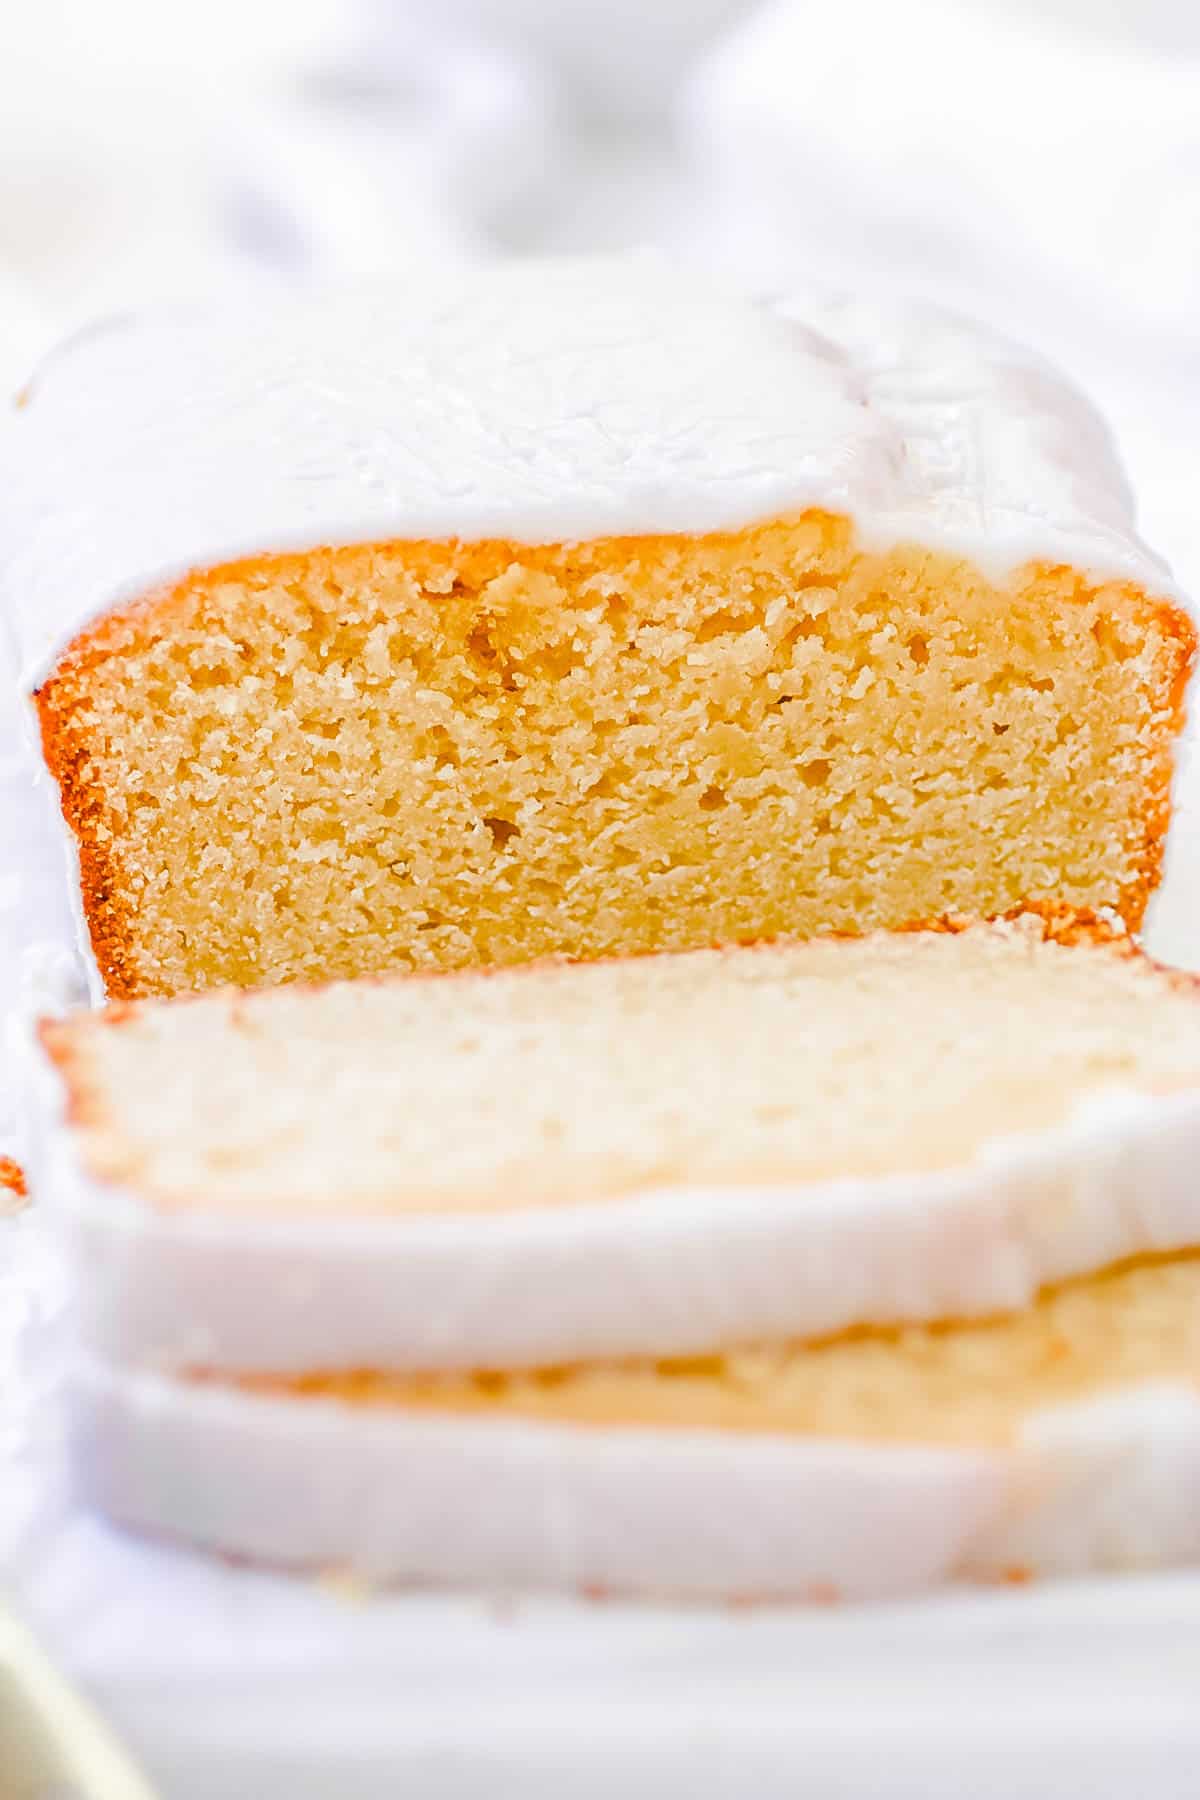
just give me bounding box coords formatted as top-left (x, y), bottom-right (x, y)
top-left (34, 914), bottom-right (1200, 1597)
top-left (5, 259), bottom-right (1193, 998)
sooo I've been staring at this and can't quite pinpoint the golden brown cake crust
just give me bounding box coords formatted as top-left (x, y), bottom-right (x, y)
top-left (1133, 586), bottom-right (1197, 923)
top-left (34, 516), bottom-right (1196, 999)
top-left (37, 683), bottom-right (144, 1001)
top-left (0, 1156), bottom-right (27, 1209)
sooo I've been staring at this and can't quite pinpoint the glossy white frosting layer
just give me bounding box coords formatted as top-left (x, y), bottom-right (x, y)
top-left (73, 1359), bottom-right (1200, 1599)
top-left (31, 1069), bottom-right (1200, 1372)
top-left (0, 256), bottom-right (1181, 696)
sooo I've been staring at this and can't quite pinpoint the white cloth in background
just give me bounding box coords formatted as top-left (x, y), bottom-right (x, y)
top-left (681, 0), bottom-right (1200, 576)
top-left (684, 0), bottom-right (1200, 355)
top-left (354, 0), bottom-right (751, 124)
top-left (238, 35), bottom-right (561, 270)
top-left (0, 278), bottom-right (48, 401)
top-left (0, 2), bottom-right (335, 340)
top-left (0, 0), bottom-right (553, 360)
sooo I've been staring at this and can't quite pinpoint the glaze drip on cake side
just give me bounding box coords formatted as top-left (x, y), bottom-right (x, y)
top-left (0, 256), bottom-right (1180, 693)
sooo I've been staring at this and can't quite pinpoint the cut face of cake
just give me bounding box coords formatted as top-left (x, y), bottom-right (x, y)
top-left (33, 914), bottom-right (1200, 1595)
top-left (6, 261), bottom-right (1193, 998)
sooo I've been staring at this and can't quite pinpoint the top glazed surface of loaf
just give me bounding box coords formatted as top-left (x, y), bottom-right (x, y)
top-left (0, 255), bottom-right (1178, 690)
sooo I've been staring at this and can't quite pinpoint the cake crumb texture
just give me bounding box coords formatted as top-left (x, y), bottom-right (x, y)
top-left (37, 513), bottom-right (1193, 998)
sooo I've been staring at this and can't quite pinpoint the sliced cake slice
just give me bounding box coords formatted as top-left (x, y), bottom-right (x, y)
top-left (35, 912), bottom-right (1200, 1374)
top-left (75, 1252), bottom-right (1200, 1599)
top-left (6, 259), bottom-right (1193, 998)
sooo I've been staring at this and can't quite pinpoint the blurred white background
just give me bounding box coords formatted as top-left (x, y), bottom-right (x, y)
top-left (1, 0), bottom-right (1197, 585)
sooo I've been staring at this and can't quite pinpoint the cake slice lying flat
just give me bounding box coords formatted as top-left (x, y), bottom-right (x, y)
top-left (77, 1253), bottom-right (1200, 1599)
top-left (36, 913), bottom-right (1200, 1373)
top-left (6, 260), bottom-right (1193, 998)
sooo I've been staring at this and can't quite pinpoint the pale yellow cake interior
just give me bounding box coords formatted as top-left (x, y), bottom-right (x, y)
top-left (40, 512), bottom-right (1189, 999)
top-left (46, 919), bottom-right (1200, 1214)
top-left (238, 1253), bottom-right (1200, 1449)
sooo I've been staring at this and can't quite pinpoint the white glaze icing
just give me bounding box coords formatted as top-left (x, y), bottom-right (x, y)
top-left (29, 1058), bottom-right (1200, 1372)
top-left (70, 1358), bottom-right (1200, 1599)
top-left (70, 1354), bottom-right (1005, 1600)
top-left (988, 1386), bottom-right (1200, 1579)
top-left (0, 255), bottom-right (1183, 699)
